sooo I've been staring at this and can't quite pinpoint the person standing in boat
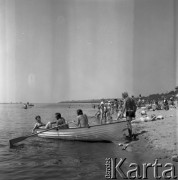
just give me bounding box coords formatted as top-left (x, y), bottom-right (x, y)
top-left (118, 92), bottom-right (137, 140)
top-left (77, 109), bottom-right (89, 128)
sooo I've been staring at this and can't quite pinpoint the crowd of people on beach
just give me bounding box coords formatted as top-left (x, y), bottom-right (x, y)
top-left (94, 92), bottom-right (137, 139)
top-left (92, 92), bottom-right (177, 139)
top-left (136, 95), bottom-right (177, 111)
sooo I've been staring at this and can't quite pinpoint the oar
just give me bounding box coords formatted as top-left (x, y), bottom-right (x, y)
top-left (9, 125), bottom-right (60, 147)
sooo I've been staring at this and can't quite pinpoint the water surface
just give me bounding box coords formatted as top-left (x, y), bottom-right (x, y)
top-left (0, 103), bottom-right (132, 180)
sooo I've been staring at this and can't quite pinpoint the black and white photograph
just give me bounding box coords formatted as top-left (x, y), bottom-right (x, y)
top-left (0, 0), bottom-right (178, 179)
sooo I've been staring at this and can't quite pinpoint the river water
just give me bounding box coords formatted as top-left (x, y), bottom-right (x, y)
top-left (0, 103), bottom-right (152, 180)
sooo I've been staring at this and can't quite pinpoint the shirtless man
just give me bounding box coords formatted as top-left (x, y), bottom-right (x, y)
top-left (77, 109), bottom-right (89, 128)
top-left (118, 92), bottom-right (137, 139)
top-left (55, 113), bottom-right (69, 129)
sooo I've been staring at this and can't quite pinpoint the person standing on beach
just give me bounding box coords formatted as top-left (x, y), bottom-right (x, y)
top-left (106, 101), bottom-right (112, 122)
top-left (113, 99), bottom-right (118, 114)
top-left (118, 92), bottom-right (137, 139)
top-left (163, 98), bottom-right (169, 110)
top-left (99, 101), bottom-right (106, 124)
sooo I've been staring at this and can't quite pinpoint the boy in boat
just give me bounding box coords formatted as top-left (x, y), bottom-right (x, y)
top-left (32, 115), bottom-right (56, 133)
top-left (77, 109), bottom-right (89, 128)
top-left (118, 92), bottom-right (137, 140)
top-left (32, 115), bottom-right (46, 133)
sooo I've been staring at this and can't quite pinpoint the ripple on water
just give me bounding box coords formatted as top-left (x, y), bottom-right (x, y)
top-left (0, 103), bottom-right (128, 180)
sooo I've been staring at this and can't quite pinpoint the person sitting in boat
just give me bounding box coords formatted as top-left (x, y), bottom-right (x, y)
top-left (32, 113), bottom-right (68, 133)
top-left (55, 113), bottom-right (69, 129)
top-left (77, 109), bottom-right (89, 128)
top-left (32, 115), bottom-right (46, 133)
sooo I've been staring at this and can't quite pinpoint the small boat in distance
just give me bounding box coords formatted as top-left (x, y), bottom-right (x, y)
top-left (23, 102), bottom-right (34, 109)
top-left (28, 104), bottom-right (34, 107)
top-left (36, 120), bottom-right (127, 142)
top-left (27, 102), bottom-right (34, 107)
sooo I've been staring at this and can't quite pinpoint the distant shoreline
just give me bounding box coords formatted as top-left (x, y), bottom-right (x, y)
top-left (59, 100), bottom-right (101, 104)
top-left (1, 88), bottom-right (177, 104)
top-left (60, 89), bottom-right (178, 104)
top-left (0, 102), bottom-right (23, 104)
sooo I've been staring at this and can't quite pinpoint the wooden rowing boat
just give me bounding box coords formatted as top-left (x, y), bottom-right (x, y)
top-left (36, 120), bottom-right (127, 142)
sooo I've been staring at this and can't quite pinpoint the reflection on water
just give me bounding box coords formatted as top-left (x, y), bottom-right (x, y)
top-left (0, 103), bottom-right (131, 180)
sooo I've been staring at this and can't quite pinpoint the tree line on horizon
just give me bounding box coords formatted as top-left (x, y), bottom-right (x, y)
top-left (60, 87), bottom-right (178, 103)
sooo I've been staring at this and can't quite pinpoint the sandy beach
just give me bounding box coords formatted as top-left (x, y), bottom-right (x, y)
top-left (120, 107), bottom-right (178, 163)
top-left (107, 106), bottom-right (177, 179)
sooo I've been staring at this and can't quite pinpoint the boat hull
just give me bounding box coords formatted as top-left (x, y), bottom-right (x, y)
top-left (37, 121), bottom-right (127, 142)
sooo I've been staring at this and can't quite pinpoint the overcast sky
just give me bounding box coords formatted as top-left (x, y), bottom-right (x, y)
top-left (0, 0), bottom-right (177, 103)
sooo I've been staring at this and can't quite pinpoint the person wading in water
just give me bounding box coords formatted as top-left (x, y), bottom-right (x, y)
top-left (118, 92), bottom-right (137, 140)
